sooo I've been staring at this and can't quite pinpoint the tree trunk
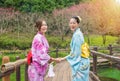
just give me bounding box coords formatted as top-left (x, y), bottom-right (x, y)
top-left (0, 27), bottom-right (2, 34)
top-left (61, 35), bottom-right (64, 41)
top-left (87, 34), bottom-right (90, 45)
top-left (117, 35), bottom-right (120, 44)
top-left (102, 35), bottom-right (106, 45)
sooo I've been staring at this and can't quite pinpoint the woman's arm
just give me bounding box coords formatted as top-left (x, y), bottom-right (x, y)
top-left (60, 57), bottom-right (66, 61)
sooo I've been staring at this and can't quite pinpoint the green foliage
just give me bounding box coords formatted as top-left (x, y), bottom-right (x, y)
top-left (15, 39), bottom-right (31, 50)
top-left (117, 37), bottom-right (120, 44)
top-left (0, 33), bottom-right (118, 50)
top-left (0, 33), bottom-right (71, 50)
top-left (0, 0), bottom-right (82, 13)
top-left (98, 67), bottom-right (120, 81)
top-left (47, 36), bottom-right (70, 48)
top-left (4, 0), bottom-right (15, 7)
top-left (84, 35), bottom-right (118, 47)
top-left (0, 34), bottom-right (32, 50)
top-left (49, 51), bottom-right (69, 58)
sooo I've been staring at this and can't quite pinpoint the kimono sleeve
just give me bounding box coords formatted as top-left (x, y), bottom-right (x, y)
top-left (66, 34), bottom-right (84, 66)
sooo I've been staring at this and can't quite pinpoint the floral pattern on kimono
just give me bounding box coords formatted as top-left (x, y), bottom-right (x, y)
top-left (28, 32), bottom-right (50, 81)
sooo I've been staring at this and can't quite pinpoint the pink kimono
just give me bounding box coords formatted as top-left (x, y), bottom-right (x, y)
top-left (28, 32), bottom-right (50, 81)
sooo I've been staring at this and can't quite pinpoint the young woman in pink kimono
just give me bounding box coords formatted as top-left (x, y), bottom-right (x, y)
top-left (28, 19), bottom-right (57, 81)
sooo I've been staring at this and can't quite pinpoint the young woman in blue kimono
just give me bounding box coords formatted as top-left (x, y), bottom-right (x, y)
top-left (60, 16), bottom-right (90, 81)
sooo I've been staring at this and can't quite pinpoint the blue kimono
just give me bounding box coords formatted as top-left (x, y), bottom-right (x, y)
top-left (66, 28), bottom-right (90, 81)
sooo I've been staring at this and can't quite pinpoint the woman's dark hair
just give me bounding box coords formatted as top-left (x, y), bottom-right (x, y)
top-left (35, 19), bottom-right (43, 31)
top-left (72, 16), bottom-right (81, 24)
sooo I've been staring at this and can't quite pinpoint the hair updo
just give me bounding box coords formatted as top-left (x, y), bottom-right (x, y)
top-left (35, 19), bottom-right (43, 31)
top-left (72, 16), bottom-right (82, 24)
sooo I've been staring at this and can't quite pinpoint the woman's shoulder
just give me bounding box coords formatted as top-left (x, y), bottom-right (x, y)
top-left (33, 33), bottom-right (43, 41)
top-left (73, 30), bottom-right (84, 42)
top-left (74, 31), bottom-right (82, 37)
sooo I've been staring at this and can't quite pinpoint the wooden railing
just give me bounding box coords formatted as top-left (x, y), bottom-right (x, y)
top-left (0, 44), bottom-right (119, 81)
top-left (91, 47), bottom-right (120, 75)
top-left (0, 44), bottom-right (119, 56)
top-left (90, 44), bottom-right (120, 55)
top-left (0, 56), bottom-right (28, 81)
top-left (52, 44), bottom-right (120, 58)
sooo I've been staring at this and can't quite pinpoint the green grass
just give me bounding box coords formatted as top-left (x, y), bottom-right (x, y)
top-left (84, 35), bottom-right (118, 47)
top-left (49, 51), bottom-right (69, 58)
top-left (11, 65), bottom-right (25, 81)
top-left (98, 67), bottom-right (120, 81)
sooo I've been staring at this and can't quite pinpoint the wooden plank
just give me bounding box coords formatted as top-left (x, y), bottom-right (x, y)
top-left (90, 58), bottom-right (109, 63)
top-left (89, 71), bottom-right (100, 81)
top-left (44, 61), bottom-right (64, 81)
top-left (56, 61), bottom-right (68, 81)
top-left (51, 61), bottom-right (66, 81)
top-left (62, 61), bottom-right (71, 81)
top-left (45, 61), bottom-right (100, 81)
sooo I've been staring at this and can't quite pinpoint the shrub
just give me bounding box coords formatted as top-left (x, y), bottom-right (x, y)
top-left (47, 36), bottom-right (70, 48)
top-left (0, 34), bottom-right (32, 50)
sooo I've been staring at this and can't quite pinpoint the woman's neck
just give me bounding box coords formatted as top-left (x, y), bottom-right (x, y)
top-left (38, 31), bottom-right (45, 36)
top-left (73, 27), bottom-right (79, 32)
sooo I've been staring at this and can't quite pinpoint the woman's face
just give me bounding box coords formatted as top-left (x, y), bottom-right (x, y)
top-left (40, 21), bottom-right (47, 33)
top-left (69, 18), bottom-right (78, 31)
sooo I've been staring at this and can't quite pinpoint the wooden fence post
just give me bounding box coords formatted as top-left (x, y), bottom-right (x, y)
top-left (25, 54), bottom-right (28, 81)
top-left (2, 56), bottom-right (10, 81)
top-left (16, 56), bottom-right (21, 81)
top-left (93, 47), bottom-right (98, 75)
top-left (108, 44), bottom-right (113, 55)
top-left (25, 64), bottom-right (28, 81)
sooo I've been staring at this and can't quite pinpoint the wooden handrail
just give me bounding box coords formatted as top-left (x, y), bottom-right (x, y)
top-left (0, 57), bottom-right (28, 81)
top-left (1, 58), bottom-right (27, 73)
top-left (91, 50), bottom-right (120, 63)
top-left (91, 47), bottom-right (120, 75)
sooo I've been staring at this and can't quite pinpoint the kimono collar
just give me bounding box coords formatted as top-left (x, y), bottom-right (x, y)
top-left (73, 27), bottom-right (80, 34)
top-left (37, 31), bottom-right (49, 49)
top-left (38, 31), bottom-right (43, 35)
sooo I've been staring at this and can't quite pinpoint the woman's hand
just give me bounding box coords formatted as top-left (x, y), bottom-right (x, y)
top-left (49, 57), bottom-right (66, 63)
top-left (49, 57), bottom-right (60, 63)
top-left (52, 58), bottom-right (61, 63)
top-left (55, 57), bottom-right (66, 62)
top-left (48, 57), bottom-right (53, 63)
